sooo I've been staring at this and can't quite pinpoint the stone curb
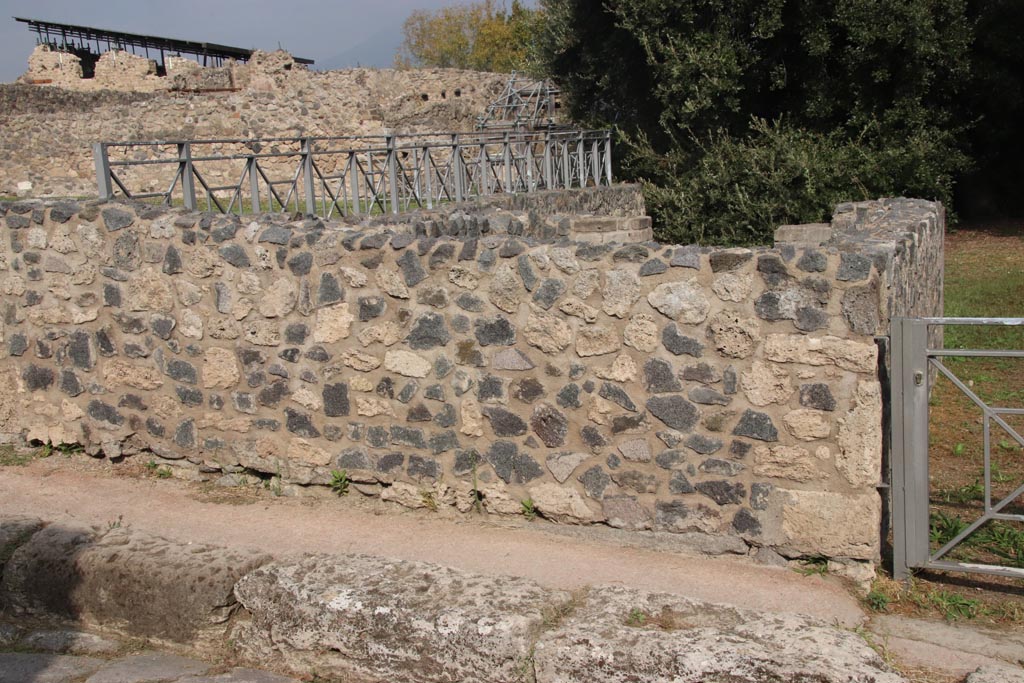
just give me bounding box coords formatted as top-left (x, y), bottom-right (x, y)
top-left (0, 515), bottom-right (911, 683)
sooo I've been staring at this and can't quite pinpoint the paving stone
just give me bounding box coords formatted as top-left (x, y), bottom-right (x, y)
top-left (85, 652), bottom-right (210, 683)
top-left (0, 653), bottom-right (105, 683)
top-left (177, 669), bottom-right (301, 683)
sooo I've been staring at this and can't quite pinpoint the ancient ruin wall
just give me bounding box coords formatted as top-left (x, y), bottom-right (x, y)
top-left (0, 191), bottom-right (943, 567)
top-left (1, 51), bottom-right (511, 198)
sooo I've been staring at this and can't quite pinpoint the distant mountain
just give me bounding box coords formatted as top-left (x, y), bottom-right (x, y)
top-left (318, 25), bottom-right (403, 71)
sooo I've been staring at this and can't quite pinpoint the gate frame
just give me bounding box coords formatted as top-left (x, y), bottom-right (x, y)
top-left (891, 316), bottom-right (1024, 580)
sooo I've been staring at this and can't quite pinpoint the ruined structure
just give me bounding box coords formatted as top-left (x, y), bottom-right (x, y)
top-left (0, 188), bottom-right (943, 573)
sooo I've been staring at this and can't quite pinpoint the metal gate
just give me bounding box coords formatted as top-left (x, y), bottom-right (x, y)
top-left (891, 317), bottom-right (1024, 580)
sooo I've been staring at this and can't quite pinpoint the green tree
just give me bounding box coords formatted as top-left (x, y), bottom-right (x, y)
top-left (397, 1), bottom-right (541, 73)
top-left (538, 0), bottom-right (975, 244)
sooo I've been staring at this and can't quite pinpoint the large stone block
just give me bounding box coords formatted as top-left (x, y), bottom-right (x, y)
top-left (2, 524), bottom-right (270, 643)
top-left (767, 489), bottom-right (881, 560)
top-left (232, 554), bottom-right (569, 683)
top-left (533, 586), bottom-right (904, 683)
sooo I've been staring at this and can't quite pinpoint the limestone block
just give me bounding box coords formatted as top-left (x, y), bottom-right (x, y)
top-left (355, 397), bottom-right (394, 417)
top-left (740, 361), bottom-right (793, 406)
top-left (753, 445), bottom-right (821, 483)
top-left (622, 314), bottom-right (658, 352)
top-left (783, 408), bottom-right (832, 441)
top-left (257, 279), bottom-right (297, 318)
top-left (647, 279), bottom-right (710, 323)
top-left (601, 269), bottom-right (641, 318)
top-left (836, 381), bottom-right (883, 487)
top-left (203, 348), bottom-right (239, 389)
top-left (103, 360), bottom-right (164, 390)
top-left (524, 310), bottom-right (572, 354)
top-left (764, 334), bottom-right (878, 372)
top-left (232, 554), bottom-right (569, 683)
top-left (312, 304), bottom-right (354, 344)
top-left (377, 268), bottom-right (409, 299)
top-left (772, 489), bottom-right (881, 560)
top-left (125, 269), bottom-right (175, 312)
top-left (357, 321), bottom-right (403, 347)
top-left (528, 483), bottom-right (600, 524)
top-left (711, 272), bottom-right (752, 302)
top-left (340, 349), bottom-right (382, 372)
top-left (706, 311), bottom-right (760, 359)
top-left (572, 269), bottom-right (601, 299)
top-left (460, 398), bottom-right (485, 437)
top-left (488, 262), bottom-right (523, 313)
top-left (594, 354), bottom-right (637, 382)
top-left (575, 326), bottom-right (620, 357)
top-left (559, 297), bottom-right (598, 323)
top-left (383, 350), bottom-right (431, 378)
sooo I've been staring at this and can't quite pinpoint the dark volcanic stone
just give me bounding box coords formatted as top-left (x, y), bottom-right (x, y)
top-left (305, 346), bottom-right (330, 362)
top-left (837, 252), bottom-right (872, 281)
top-left (323, 383), bottom-right (350, 417)
top-left (799, 383), bottom-right (837, 411)
top-left (429, 430), bottom-right (459, 455)
top-left (579, 465), bottom-right (611, 499)
top-left (67, 331), bottom-right (95, 369)
top-left (285, 408), bottom-right (320, 438)
top-left (103, 284), bottom-right (122, 307)
top-left (317, 273), bottom-right (344, 306)
top-left (638, 259), bottom-right (668, 277)
top-left (397, 380), bottom-right (419, 403)
top-left (337, 448), bottom-right (372, 471)
top-left (87, 400), bottom-right (123, 425)
top-left (397, 250), bottom-right (427, 286)
top-left (686, 434), bottom-right (724, 455)
top-left (532, 278), bottom-right (566, 309)
top-left (655, 450), bottom-right (685, 469)
top-left (408, 455), bottom-right (441, 480)
top-left (424, 383), bottom-right (446, 401)
top-left (118, 393), bottom-right (147, 411)
top-left (696, 480), bottom-right (746, 506)
top-left (259, 226), bottom-right (292, 245)
top-left (390, 426), bottom-right (427, 449)
top-left (751, 483), bottom-right (773, 510)
top-left (358, 296), bottom-right (386, 322)
top-left (486, 441), bottom-right (543, 484)
top-left (644, 358), bottom-right (681, 394)
top-left (477, 374), bottom-right (504, 402)
top-left (452, 449), bottom-right (480, 476)
top-left (429, 242), bottom-right (456, 269)
top-left (407, 403), bottom-right (432, 422)
top-left (376, 377), bottom-right (395, 399)
top-left (556, 383), bottom-right (582, 409)
top-left (176, 386), bottom-right (204, 406)
top-left (162, 246), bottom-right (183, 275)
top-left (709, 250), bottom-right (752, 272)
top-left (730, 440), bottom-right (752, 459)
top-left (599, 382), bottom-right (637, 412)
top-left (376, 452), bottom-right (404, 472)
top-left (655, 501), bottom-right (690, 529)
top-left (612, 412), bottom-right (647, 434)
top-left (166, 359), bottom-right (197, 385)
top-left (102, 208), bottom-right (134, 231)
top-left (662, 325), bottom-right (704, 357)
top-left (723, 366), bottom-right (738, 394)
top-left (407, 312), bottom-right (449, 350)
top-left (669, 471), bottom-right (695, 494)
top-left (474, 315), bottom-right (516, 346)
top-left (530, 403), bottom-right (568, 448)
top-left (646, 395), bottom-right (699, 431)
top-left (580, 425), bottom-right (608, 451)
top-left (23, 364), bottom-right (54, 391)
top-left (174, 418), bottom-right (196, 448)
top-left (433, 403), bottom-right (457, 428)
top-left (732, 409), bottom-right (779, 442)
top-left (681, 362), bottom-right (719, 384)
top-left (732, 508), bottom-right (761, 534)
top-left (96, 329), bottom-right (116, 357)
top-left (483, 406), bottom-right (528, 436)
top-left (700, 458), bottom-right (744, 476)
top-left (284, 252), bottom-right (311, 276)
top-left (257, 379), bottom-right (290, 407)
top-left (612, 244), bottom-right (648, 262)
top-left (669, 247), bottom-right (701, 269)
top-left (6, 334), bottom-right (26, 357)
top-left (218, 244), bottom-right (250, 268)
top-left (59, 369), bottom-right (84, 397)
top-left (512, 378), bottom-right (545, 403)
top-left (613, 470), bottom-right (658, 494)
top-left (150, 315), bottom-right (176, 340)
top-left (456, 292), bottom-right (485, 312)
top-left (795, 306), bottom-right (829, 332)
top-left (688, 386), bottom-right (731, 406)
top-left (367, 426), bottom-right (390, 448)
top-left (797, 250), bottom-right (827, 273)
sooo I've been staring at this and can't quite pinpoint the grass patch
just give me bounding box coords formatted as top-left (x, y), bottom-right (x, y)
top-left (0, 445), bottom-right (37, 467)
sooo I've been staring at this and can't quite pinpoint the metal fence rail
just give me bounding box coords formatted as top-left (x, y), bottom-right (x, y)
top-left (891, 317), bottom-right (1024, 580)
top-left (93, 129), bottom-right (613, 218)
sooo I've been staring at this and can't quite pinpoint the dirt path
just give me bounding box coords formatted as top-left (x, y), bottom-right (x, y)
top-left (0, 457), bottom-right (865, 627)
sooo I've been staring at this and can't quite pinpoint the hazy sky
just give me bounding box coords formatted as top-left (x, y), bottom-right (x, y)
top-left (0, 0), bottom-right (532, 82)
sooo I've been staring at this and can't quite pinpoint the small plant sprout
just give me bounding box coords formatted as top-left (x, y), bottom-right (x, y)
top-left (155, 466), bottom-right (173, 479)
top-left (521, 497), bottom-right (537, 520)
top-left (953, 442), bottom-right (966, 456)
top-left (626, 608), bottom-right (647, 626)
top-left (330, 469), bottom-right (350, 496)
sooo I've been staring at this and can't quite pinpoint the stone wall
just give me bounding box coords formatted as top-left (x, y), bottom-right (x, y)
top-left (2, 52), bottom-right (512, 198)
top-left (0, 192), bottom-right (944, 568)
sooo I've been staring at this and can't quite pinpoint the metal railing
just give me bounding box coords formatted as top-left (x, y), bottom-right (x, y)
top-left (891, 317), bottom-right (1024, 580)
top-left (92, 129), bottom-right (613, 218)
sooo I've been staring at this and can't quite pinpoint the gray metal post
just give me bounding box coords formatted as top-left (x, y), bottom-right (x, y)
top-left (93, 142), bottom-right (113, 200)
top-left (452, 135), bottom-right (465, 203)
top-left (178, 142), bottom-right (197, 211)
top-left (891, 317), bottom-right (910, 580)
top-left (503, 132), bottom-right (513, 193)
top-left (301, 137), bottom-right (316, 216)
top-left (248, 157), bottom-right (260, 214)
top-left (561, 139), bottom-right (570, 189)
top-left (591, 138), bottom-right (600, 186)
top-left (423, 146), bottom-right (434, 210)
top-left (543, 133), bottom-right (553, 189)
top-left (577, 133), bottom-right (586, 187)
top-left (603, 130), bottom-right (613, 185)
top-left (386, 135), bottom-right (400, 214)
top-left (348, 152), bottom-right (360, 216)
